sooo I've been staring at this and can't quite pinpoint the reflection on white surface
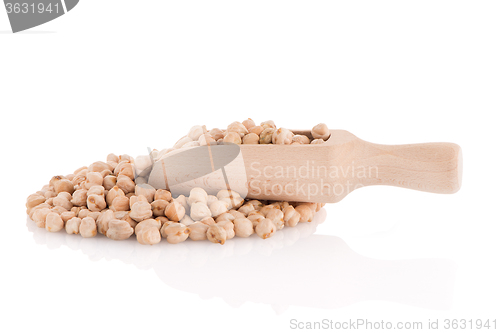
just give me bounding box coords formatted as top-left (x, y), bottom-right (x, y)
top-left (26, 210), bottom-right (456, 313)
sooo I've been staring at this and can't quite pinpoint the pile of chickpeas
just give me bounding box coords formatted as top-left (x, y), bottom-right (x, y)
top-left (25, 119), bottom-right (330, 245)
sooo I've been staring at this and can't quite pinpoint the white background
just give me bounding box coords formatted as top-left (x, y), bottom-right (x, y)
top-left (1, 1), bottom-right (499, 332)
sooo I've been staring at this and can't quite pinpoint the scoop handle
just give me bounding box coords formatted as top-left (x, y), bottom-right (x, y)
top-left (356, 141), bottom-right (462, 194)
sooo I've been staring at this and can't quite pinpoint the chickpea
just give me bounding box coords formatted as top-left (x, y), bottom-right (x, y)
top-left (26, 194), bottom-right (46, 210)
top-left (84, 172), bottom-right (104, 189)
top-left (291, 134), bottom-right (310, 145)
top-left (237, 203), bottom-right (255, 216)
top-left (260, 120), bottom-right (276, 129)
top-left (180, 214), bottom-right (195, 226)
top-left (295, 204), bottom-right (314, 222)
top-left (227, 121), bottom-right (248, 138)
top-left (79, 217), bottom-right (97, 238)
top-left (154, 189), bottom-right (172, 202)
top-left (216, 220), bottom-right (235, 240)
top-left (44, 190), bottom-right (56, 199)
top-left (188, 222), bottom-right (209, 241)
top-left (311, 123), bottom-right (330, 140)
top-left (32, 207), bottom-right (52, 228)
top-left (247, 214), bottom-right (265, 228)
top-left (87, 185), bottom-right (105, 197)
top-left (54, 178), bottom-right (75, 194)
top-left (200, 217), bottom-right (216, 225)
top-left (161, 223), bottom-right (190, 244)
top-left (248, 125), bottom-right (264, 136)
top-left (155, 216), bottom-right (169, 227)
top-left (266, 208), bottom-right (284, 229)
top-left (233, 217), bottom-right (254, 237)
top-left (209, 128), bottom-right (224, 141)
top-left (137, 227), bottom-right (162, 245)
top-left (188, 125), bottom-right (204, 141)
top-left (66, 217), bottom-right (82, 234)
top-left (106, 219), bottom-right (134, 240)
top-left (220, 196), bottom-right (244, 209)
top-left (173, 136), bottom-right (192, 149)
top-left (130, 201), bottom-right (153, 222)
top-left (198, 134), bottom-right (216, 146)
top-left (242, 133), bottom-right (260, 144)
top-left (151, 199), bottom-right (169, 216)
top-left (87, 194), bottom-right (106, 212)
top-left (246, 199), bottom-right (264, 210)
top-left (52, 206), bottom-right (68, 215)
top-left (215, 212), bottom-right (234, 223)
top-left (310, 139), bottom-right (325, 144)
top-left (130, 195), bottom-right (148, 207)
top-left (187, 187), bottom-right (208, 206)
top-left (174, 194), bottom-right (189, 212)
top-left (53, 193), bottom-right (73, 211)
top-left (135, 184), bottom-right (156, 203)
top-left (272, 128), bottom-right (294, 145)
top-left (209, 201), bottom-right (228, 218)
top-left (190, 202), bottom-right (212, 221)
top-left (96, 209), bottom-right (115, 236)
top-left (60, 211), bottom-right (76, 223)
top-left (88, 161), bottom-right (112, 173)
top-left (135, 219), bottom-right (162, 245)
top-left (71, 189), bottom-right (88, 207)
top-left (259, 128), bottom-right (275, 144)
top-left (164, 201), bottom-right (185, 222)
top-left (241, 118), bottom-right (256, 130)
top-left (206, 225), bottom-right (227, 245)
top-left (102, 175), bottom-right (117, 191)
top-left (255, 218), bottom-right (276, 239)
top-left (223, 132), bottom-right (242, 145)
top-left (228, 209), bottom-right (246, 220)
top-left (45, 212), bottom-right (64, 232)
top-left (283, 206), bottom-right (301, 227)
top-left (116, 175), bottom-right (135, 194)
top-left (206, 195), bottom-right (218, 206)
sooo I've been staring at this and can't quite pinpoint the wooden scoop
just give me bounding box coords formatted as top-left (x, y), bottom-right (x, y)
top-left (149, 130), bottom-right (462, 203)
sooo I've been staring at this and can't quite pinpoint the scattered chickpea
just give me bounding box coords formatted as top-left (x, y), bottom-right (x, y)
top-left (96, 209), bottom-right (115, 236)
top-left (272, 128), bottom-right (293, 145)
top-left (216, 220), bottom-right (235, 240)
top-left (106, 219), bottom-right (134, 240)
top-left (26, 194), bottom-right (46, 210)
top-left (116, 175), bottom-right (135, 194)
top-left (66, 217), bottom-right (82, 234)
top-left (233, 217), bottom-right (254, 237)
top-left (227, 121), bottom-right (248, 138)
top-left (151, 199), bottom-right (169, 216)
top-left (237, 203), bottom-right (256, 216)
top-left (53, 193), bottom-right (73, 211)
top-left (53, 178), bottom-right (75, 194)
top-left (188, 125), bottom-right (204, 141)
top-left (188, 222), bottom-right (209, 241)
top-left (87, 185), bottom-right (105, 197)
top-left (206, 225), bottom-right (227, 245)
top-left (209, 128), bottom-right (224, 141)
top-left (79, 216), bottom-right (97, 238)
top-left (129, 201), bottom-right (153, 222)
top-left (283, 206), bottom-right (301, 227)
top-left (87, 194), bottom-right (107, 212)
top-left (266, 208), bottom-right (285, 229)
top-left (71, 189), bottom-right (88, 207)
top-left (135, 184), bottom-right (156, 203)
top-left (291, 134), bottom-right (310, 145)
top-left (260, 120), bottom-right (276, 129)
top-left (311, 123), bottom-right (330, 140)
top-left (200, 217), bottom-right (216, 225)
top-left (295, 204), bottom-right (314, 222)
top-left (247, 125), bottom-right (264, 136)
top-left (164, 201), bottom-right (185, 222)
top-left (242, 118), bottom-right (256, 130)
top-left (32, 207), bottom-right (52, 228)
top-left (259, 128), bottom-right (275, 144)
top-left (223, 132), bottom-right (242, 145)
top-left (247, 214), bottom-right (265, 228)
top-left (88, 161), bottom-right (112, 174)
top-left (310, 138), bottom-right (325, 144)
top-left (110, 195), bottom-right (130, 212)
top-left (161, 223), bottom-right (190, 244)
top-left (190, 202), bottom-right (212, 221)
top-left (45, 212), bottom-right (64, 232)
top-left (154, 189), bottom-right (172, 202)
top-left (60, 211), bottom-right (76, 223)
top-left (255, 218), bottom-right (276, 239)
top-left (242, 132), bottom-right (260, 144)
top-left (180, 214), bottom-right (195, 226)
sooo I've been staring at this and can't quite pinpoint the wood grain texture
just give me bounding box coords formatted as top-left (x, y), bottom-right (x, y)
top-left (241, 130), bottom-right (462, 203)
